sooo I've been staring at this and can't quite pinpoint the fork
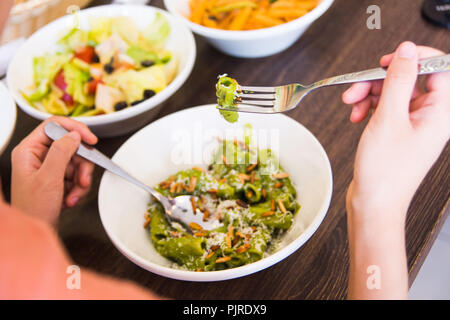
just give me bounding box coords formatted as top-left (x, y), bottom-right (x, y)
top-left (218, 54), bottom-right (450, 114)
top-left (44, 122), bottom-right (224, 233)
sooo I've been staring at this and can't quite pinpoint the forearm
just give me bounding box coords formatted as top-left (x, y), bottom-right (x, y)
top-left (0, 202), bottom-right (159, 300)
top-left (346, 201), bottom-right (408, 300)
top-left (0, 0), bottom-right (13, 32)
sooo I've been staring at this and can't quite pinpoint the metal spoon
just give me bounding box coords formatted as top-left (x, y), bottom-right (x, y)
top-left (44, 121), bottom-right (222, 232)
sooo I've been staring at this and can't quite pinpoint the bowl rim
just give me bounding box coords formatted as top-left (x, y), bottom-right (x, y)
top-left (163, 0), bottom-right (334, 40)
top-left (0, 82), bottom-right (17, 155)
top-left (97, 104), bottom-right (333, 282)
top-left (6, 4), bottom-right (197, 126)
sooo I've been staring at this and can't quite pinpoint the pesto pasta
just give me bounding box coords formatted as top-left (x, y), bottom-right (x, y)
top-left (216, 74), bottom-right (240, 123)
top-left (144, 136), bottom-right (300, 271)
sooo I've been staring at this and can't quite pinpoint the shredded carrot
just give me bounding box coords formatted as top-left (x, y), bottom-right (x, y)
top-left (188, 0), bottom-right (318, 31)
top-left (229, 6), bottom-right (253, 30)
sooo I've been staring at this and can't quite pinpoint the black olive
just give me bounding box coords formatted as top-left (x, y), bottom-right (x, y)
top-left (91, 53), bottom-right (100, 63)
top-left (104, 57), bottom-right (115, 74)
top-left (104, 64), bottom-right (114, 74)
top-left (131, 100), bottom-right (144, 106)
top-left (87, 76), bottom-right (94, 82)
top-left (114, 101), bottom-right (128, 111)
top-left (141, 60), bottom-right (154, 68)
top-left (143, 89), bottom-right (156, 99)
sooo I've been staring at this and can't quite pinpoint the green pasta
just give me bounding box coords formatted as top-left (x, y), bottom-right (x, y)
top-left (144, 132), bottom-right (301, 271)
top-left (216, 74), bottom-right (239, 123)
top-left (243, 182), bottom-right (262, 203)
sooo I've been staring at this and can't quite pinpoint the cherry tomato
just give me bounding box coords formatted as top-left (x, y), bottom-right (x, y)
top-left (74, 46), bottom-right (96, 63)
top-left (86, 78), bottom-right (103, 95)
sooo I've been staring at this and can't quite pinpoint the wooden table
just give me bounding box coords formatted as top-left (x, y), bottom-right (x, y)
top-left (1, 0), bottom-right (449, 299)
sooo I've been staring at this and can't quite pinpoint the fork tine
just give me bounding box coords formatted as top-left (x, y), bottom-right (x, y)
top-left (237, 104), bottom-right (275, 113)
top-left (240, 86), bottom-right (276, 93)
top-left (239, 99), bottom-right (274, 106)
top-left (238, 93), bottom-right (275, 99)
top-left (217, 105), bottom-right (275, 114)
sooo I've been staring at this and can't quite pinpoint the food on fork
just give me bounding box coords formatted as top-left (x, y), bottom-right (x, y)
top-left (189, 0), bottom-right (319, 31)
top-left (23, 13), bottom-right (178, 117)
top-left (216, 74), bottom-right (240, 123)
top-left (144, 132), bottom-right (301, 271)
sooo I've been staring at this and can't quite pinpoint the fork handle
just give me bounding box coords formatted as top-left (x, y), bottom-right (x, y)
top-left (313, 54), bottom-right (450, 87)
top-left (44, 122), bottom-right (166, 204)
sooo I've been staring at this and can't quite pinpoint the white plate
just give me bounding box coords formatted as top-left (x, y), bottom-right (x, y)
top-left (0, 82), bottom-right (17, 155)
top-left (98, 105), bottom-right (333, 281)
top-left (7, 5), bottom-right (196, 137)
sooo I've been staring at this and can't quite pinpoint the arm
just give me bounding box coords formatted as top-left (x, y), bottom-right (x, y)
top-left (342, 42), bottom-right (450, 299)
top-left (346, 186), bottom-right (408, 299)
top-left (0, 0), bottom-right (13, 33)
top-left (4, 117), bottom-right (161, 299)
top-left (0, 200), bottom-right (159, 299)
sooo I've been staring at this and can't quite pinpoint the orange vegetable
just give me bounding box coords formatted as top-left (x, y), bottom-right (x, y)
top-left (188, 0), bottom-right (319, 31)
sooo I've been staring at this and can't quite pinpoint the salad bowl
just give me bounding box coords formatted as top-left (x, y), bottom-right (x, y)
top-left (98, 105), bottom-right (333, 281)
top-left (7, 5), bottom-right (196, 137)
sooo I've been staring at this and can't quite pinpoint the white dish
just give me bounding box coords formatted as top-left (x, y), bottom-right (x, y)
top-left (98, 105), bottom-right (333, 281)
top-left (0, 82), bottom-right (17, 155)
top-left (164, 0), bottom-right (334, 58)
top-left (7, 5), bottom-right (196, 138)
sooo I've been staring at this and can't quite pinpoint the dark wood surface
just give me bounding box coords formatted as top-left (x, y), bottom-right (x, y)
top-left (1, 0), bottom-right (449, 299)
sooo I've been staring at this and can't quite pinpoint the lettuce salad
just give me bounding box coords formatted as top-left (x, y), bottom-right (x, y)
top-left (24, 13), bottom-right (177, 117)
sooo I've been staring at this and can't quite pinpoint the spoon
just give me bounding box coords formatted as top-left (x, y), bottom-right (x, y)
top-left (44, 122), bottom-right (222, 233)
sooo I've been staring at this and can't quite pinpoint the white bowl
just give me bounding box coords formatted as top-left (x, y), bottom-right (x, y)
top-left (98, 105), bottom-right (333, 281)
top-left (0, 82), bottom-right (17, 155)
top-left (6, 5), bottom-right (196, 138)
top-left (164, 0), bottom-right (334, 58)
